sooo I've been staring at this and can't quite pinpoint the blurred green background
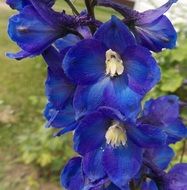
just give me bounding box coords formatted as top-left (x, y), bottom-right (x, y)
top-left (0, 1), bottom-right (186, 190)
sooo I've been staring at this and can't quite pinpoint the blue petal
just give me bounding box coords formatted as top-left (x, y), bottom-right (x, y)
top-left (6, 0), bottom-right (55, 11)
top-left (134, 16), bottom-right (177, 52)
top-left (144, 146), bottom-right (174, 170)
top-left (98, 106), bottom-right (126, 122)
top-left (73, 78), bottom-right (110, 119)
top-left (6, 50), bottom-right (34, 60)
top-left (165, 119), bottom-right (187, 144)
top-left (123, 45), bottom-right (161, 95)
top-left (141, 180), bottom-right (158, 190)
top-left (83, 149), bottom-right (106, 182)
top-left (94, 16), bottom-right (136, 54)
top-left (127, 124), bottom-right (167, 148)
top-left (44, 102), bottom-right (75, 129)
top-left (6, 0), bottom-right (30, 11)
top-left (73, 112), bottom-right (110, 155)
top-left (143, 95), bottom-right (179, 124)
top-left (105, 79), bottom-right (142, 121)
top-left (8, 6), bottom-right (63, 56)
top-left (61, 157), bottom-right (85, 190)
top-left (167, 163), bottom-right (187, 190)
top-left (103, 142), bottom-right (142, 189)
top-left (54, 34), bottom-right (80, 52)
top-left (63, 39), bottom-right (106, 85)
top-left (106, 183), bottom-right (123, 190)
top-left (137, 0), bottom-right (178, 24)
top-left (45, 67), bottom-right (75, 108)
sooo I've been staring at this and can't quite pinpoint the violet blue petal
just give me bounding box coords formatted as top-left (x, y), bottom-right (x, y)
top-left (144, 146), bottom-right (174, 170)
top-left (73, 111), bottom-right (110, 155)
top-left (105, 79), bottom-right (142, 120)
top-left (63, 39), bottom-right (107, 85)
top-left (61, 157), bottom-right (84, 190)
top-left (44, 102), bottom-right (75, 129)
top-left (142, 95), bottom-right (179, 124)
top-left (73, 78), bottom-right (110, 119)
top-left (123, 45), bottom-right (161, 95)
top-left (127, 124), bottom-right (167, 148)
top-left (8, 6), bottom-right (63, 56)
top-left (94, 15), bottom-right (136, 54)
top-left (166, 163), bottom-right (187, 190)
top-left (138, 0), bottom-right (178, 24)
top-left (83, 149), bottom-right (106, 182)
top-left (103, 142), bottom-right (142, 189)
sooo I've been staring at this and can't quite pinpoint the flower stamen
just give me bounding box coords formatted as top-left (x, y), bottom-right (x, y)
top-left (105, 49), bottom-right (124, 77)
top-left (105, 121), bottom-right (127, 147)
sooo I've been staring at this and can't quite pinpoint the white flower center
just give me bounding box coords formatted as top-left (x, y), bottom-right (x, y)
top-left (105, 121), bottom-right (127, 147)
top-left (105, 49), bottom-right (124, 77)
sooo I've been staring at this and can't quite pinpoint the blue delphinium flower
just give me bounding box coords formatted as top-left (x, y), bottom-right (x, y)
top-left (73, 106), bottom-right (167, 188)
top-left (139, 95), bottom-right (187, 144)
top-left (42, 35), bottom-right (80, 136)
top-left (6, 0), bottom-right (94, 60)
top-left (61, 156), bottom-right (122, 190)
top-left (63, 16), bottom-right (160, 120)
top-left (97, 0), bottom-right (177, 52)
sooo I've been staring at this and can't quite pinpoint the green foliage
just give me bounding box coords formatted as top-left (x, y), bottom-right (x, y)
top-left (19, 125), bottom-right (74, 172)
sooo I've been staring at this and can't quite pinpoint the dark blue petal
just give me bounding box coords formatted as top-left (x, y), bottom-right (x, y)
top-left (144, 146), bottom-right (174, 170)
top-left (137, 0), bottom-right (178, 24)
top-left (106, 183), bottom-right (122, 190)
top-left (73, 78), bottom-right (110, 119)
top-left (6, 50), bottom-right (34, 60)
top-left (54, 122), bottom-right (77, 137)
top-left (166, 163), bottom-right (187, 190)
top-left (141, 180), bottom-right (158, 190)
top-left (134, 16), bottom-right (177, 52)
top-left (127, 124), bottom-right (167, 148)
top-left (54, 34), bottom-right (80, 52)
top-left (45, 67), bottom-right (75, 108)
top-left (42, 46), bottom-right (65, 74)
top-left (83, 149), bottom-right (106, 182)
top-left (61, 157), bottom-right (85, 190)
top-left (6, 0), bottom-right (55, 11)
top-left (8, 6), bottom-right (63, 56)
top-left (73, 112), bottom-right (110, 155)
top-left (44, 102), bottom-right (75, 129)
top-left (98, 106), bottom-right (126, 122)
top-left (105, 79), bottom-right (142, 120)
top-left (63, 39), bottom-right (106, 85)
top-left (165, 119), bottom-right (187, 144)
top-left (94, 16), bottom-right (136, 54)
top-left (142, 95), bottom-right (179, 124)
top-left (103, 142), bottom-right (142, 189)
top-left (123, 45), bottom-right (161, 95)
top-left (6, 0), bottom-right (30, 11)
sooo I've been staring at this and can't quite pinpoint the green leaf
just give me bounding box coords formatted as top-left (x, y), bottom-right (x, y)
top-left (160, 68), bottom-right (183, 92)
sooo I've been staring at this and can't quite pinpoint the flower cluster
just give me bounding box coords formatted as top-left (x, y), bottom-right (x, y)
top-left (6, 0), bottom-right (187, 190)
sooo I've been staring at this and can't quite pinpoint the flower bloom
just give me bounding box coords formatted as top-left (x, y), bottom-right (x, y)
top-left (73, 107), bottom-right (167, 188)
top-left (139, 95), bottom-right (187, 144)
top-left (61, 156), bottom-right (121, 190)
top-left (63, 16), bottom-right (160, 119)
top-left (97, 0), bottom-right (177, 52)
top-left (42, 35), bottom-right (80, 136)
top-left (6, 0), bottom-right (95, 60)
